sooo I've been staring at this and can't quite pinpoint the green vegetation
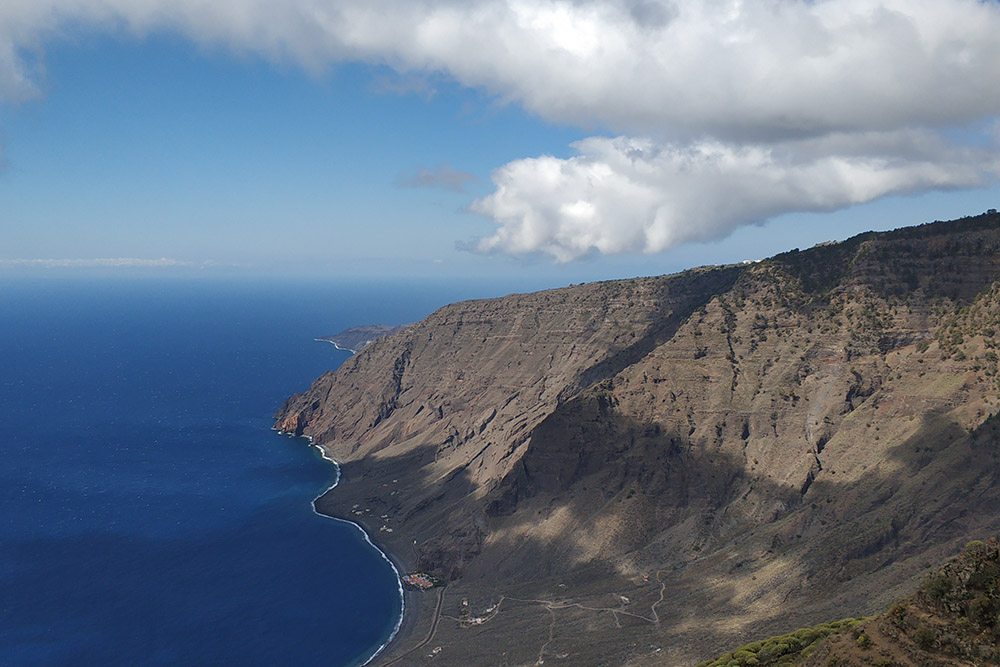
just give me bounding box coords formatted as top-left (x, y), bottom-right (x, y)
top-left (695, 619), bottom-right (863, 667)
top-left (901, 536), bottom-right (1000, 660)
top-left (700, 538), bottom-right (1000, 666)
top-left (932, 282), bottom-right (1000, 378)
top-left (921, 571), bottom-right (953, 601)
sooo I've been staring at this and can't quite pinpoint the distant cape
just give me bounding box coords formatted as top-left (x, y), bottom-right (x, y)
top-left (315, 324), bottom-right (409, 354)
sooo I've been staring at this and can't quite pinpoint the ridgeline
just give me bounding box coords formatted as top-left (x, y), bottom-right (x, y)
top-left (277, 211), bottom-right (1000, 665)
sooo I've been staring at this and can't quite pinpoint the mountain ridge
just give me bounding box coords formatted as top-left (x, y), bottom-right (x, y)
top-left (276, 211), bottom-right (1000, 665)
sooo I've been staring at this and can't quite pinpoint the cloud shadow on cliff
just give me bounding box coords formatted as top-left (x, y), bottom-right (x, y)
top-left (458, 393), bottom-right (1000, 659)
top-left (309, 382), bottom-right (1000, 664)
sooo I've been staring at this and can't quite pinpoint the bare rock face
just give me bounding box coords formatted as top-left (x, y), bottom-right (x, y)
top-left (276, 268), bottom-right (741, 572)
top-left (276, 212), bottom-right (1000, 665)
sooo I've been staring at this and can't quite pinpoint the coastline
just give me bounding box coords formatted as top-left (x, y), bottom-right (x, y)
top-left (339, 513), bottom-right (422, 666)
top-left (277, 431), bottom-right (413, 666)
top-left (314, 338), bottom-right (358, 354)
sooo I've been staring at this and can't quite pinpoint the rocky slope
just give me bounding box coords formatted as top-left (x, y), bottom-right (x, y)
top-left (701, 538), bottom-right (1000, 666)
top-left (276, 211), bottom-right (1000, 665)
top-left (803, 537), bottom-right (1000, 666)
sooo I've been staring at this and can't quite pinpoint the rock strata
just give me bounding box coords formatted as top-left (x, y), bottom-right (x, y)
top-left (277, 212), bottom-right (1000, 665)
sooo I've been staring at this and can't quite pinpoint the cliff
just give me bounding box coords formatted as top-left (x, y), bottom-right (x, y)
top-left (276, 211), bottom-right (1000, 665)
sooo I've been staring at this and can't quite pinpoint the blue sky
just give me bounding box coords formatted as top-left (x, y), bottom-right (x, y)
top-left (1, 34), bottom-right (578, 279)
top-left (2, 2), bottom-right (1000, 285)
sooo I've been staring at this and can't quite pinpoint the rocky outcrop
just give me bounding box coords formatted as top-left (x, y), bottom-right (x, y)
top-left (802, 538), bottom-right (1000, 666)
top-left (314, 324), bottom-right (409, 354)
top-left (700, 538), bottom-right (1000, 666)
top-left (276, 211), bottom-right (1000, 665)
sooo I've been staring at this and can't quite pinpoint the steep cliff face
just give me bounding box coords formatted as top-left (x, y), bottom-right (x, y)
top-left (276, 212), bottom-right (1000, 665)
top-left (277, 267), bottom-right (741, 576)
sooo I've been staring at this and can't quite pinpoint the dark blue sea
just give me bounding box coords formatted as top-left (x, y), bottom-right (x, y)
top-left (0, 277), bottom-right (528, 666)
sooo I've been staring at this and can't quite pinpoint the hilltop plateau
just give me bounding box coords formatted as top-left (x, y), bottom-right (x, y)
top-left (276, 211), bottom-right (1000, 665)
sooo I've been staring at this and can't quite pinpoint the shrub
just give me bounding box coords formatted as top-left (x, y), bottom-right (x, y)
top-left (967, 562), bottom-right (1000, 591)
top-left (914, 627), bottom-right (936, 650)
top-left (969, 594), bottom-right (997, 628)
top-left (922, 572), bottom-right (953, 601)
top-left (794, 628), bottom-right (818, 643)
top-left (699, 617), bottom-right (863, 666)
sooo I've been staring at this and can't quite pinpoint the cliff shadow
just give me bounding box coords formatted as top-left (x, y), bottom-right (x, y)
top-left (310, 389), bottom-right (1000, 665)
top-left (569, 266), bottom-right (742, 398)
top-left (460, 393), bottom-right (1000, 661)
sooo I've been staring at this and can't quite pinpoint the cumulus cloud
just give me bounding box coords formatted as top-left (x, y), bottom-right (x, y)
top-left (397, 163), bottom-right (478, 193)
top-left (3, 1), bottom-right (1000, 258)
top-left (473, 132), bottom-right (999, 261)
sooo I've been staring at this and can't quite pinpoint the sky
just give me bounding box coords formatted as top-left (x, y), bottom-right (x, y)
top-left (2, 0), bottom-right (1000, 285)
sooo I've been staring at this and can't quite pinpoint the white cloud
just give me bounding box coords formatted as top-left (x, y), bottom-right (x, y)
top-left (473, 132), bottom-right (998, 261)
top-left (8, 1), bottom-right (1000, 136)
top-left (3, 1), bottom-right (1000, 259)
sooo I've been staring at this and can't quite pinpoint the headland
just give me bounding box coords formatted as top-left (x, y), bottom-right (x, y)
top-left (278, 211), bottom-right (1000, 664)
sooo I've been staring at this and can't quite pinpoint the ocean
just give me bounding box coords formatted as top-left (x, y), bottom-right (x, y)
top-left (0, 277), bottom-right (522, 666)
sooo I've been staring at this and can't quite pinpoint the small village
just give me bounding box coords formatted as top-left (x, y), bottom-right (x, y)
top-left (401, 572), bottom-right (444, 591)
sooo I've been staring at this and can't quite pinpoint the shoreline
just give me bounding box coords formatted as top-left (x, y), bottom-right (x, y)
top-left (313, 338), bottom-right (358, 354)
top-left (276, 430), bottom-right (413, 666)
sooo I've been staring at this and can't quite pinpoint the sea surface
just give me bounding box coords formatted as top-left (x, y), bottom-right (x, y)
top-left (0, 277), bottom-right (520, 666)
